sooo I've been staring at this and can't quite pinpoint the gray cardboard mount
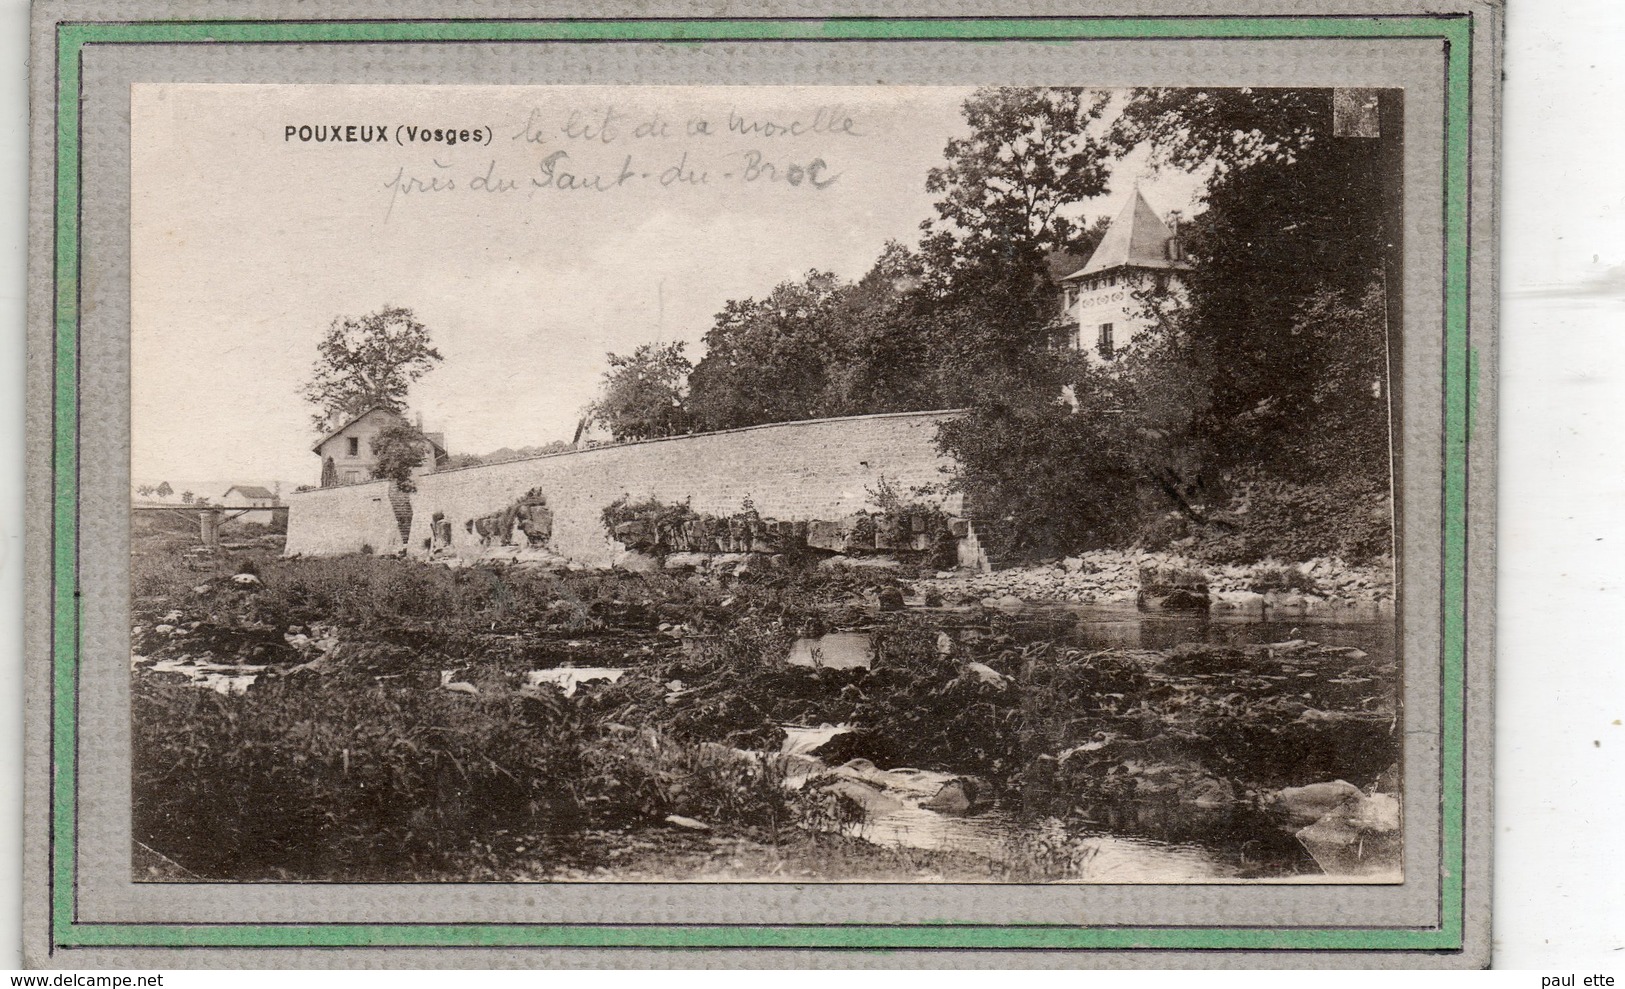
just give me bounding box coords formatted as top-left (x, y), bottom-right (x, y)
top-left (23, 0), bottom-right (1500, 968)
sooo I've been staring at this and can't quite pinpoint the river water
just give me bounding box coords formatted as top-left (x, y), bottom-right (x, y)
top-left (783, 602), bottom-right (1398, 883)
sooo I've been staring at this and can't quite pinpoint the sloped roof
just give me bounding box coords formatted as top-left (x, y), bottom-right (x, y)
top-left (1063, 189), bottom-right (1192, 280)
top-left (311, 406), bottom-right (447, 457)
top-left (312, 406), bottom-right (394, 452)
top-left (224, 485), bottom-right (275, 500)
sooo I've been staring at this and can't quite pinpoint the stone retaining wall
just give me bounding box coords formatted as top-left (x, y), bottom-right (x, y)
top-left (403, 411), bottom-right (965, 567)
top-left (284, 480), bottom-right (407, 557)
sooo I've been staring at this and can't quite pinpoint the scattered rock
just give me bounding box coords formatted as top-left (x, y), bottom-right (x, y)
top-left (876, 587), bottom-right (906, 612)
top-left (1182, 776), bottom-right (1237, 808)
top-left (1164, 642), bottom-right (1247, 673)
top-left (663, 814), bottom-right (711, 831)
top-left (439, 671), bottom-right (479, 696)
top-left (840, 556), bottom-right (903, 570)
top-left (963, 662), bottom-right (1010, 688)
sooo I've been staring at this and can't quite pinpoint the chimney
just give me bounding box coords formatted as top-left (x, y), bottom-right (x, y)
top-left (1165, 210), bottom-right (1185, 262)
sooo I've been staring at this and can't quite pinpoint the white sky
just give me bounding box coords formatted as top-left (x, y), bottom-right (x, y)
top-left (131, 84), bottom-right (1204, 491)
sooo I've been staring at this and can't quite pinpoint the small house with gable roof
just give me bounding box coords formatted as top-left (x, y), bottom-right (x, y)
top-left (221, 484), bottom-right (279, 525)
top-left (313, 407), bottom-right (449, 488)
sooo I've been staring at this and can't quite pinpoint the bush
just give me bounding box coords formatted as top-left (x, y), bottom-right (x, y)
top-left (1247, 565), bottom-right (1321, 595)
top-left (131, 673), bottom-right (796, 880)
top-left (582, 731), bottom-right (792, 836)
top-left (600, 494), bottom-right (698, 537)
top-left (132, 679), bottom-right (592, 880)
top-left (1196, 476), bottom-right (1392, 564)
top-left (935, 392), bottom-right (1146, 559)
top-left (243, 556), bottom-right (676, 637)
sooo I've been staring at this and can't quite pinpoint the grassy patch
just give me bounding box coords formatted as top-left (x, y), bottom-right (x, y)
top-left (132, 677), bottom-right (793, 881)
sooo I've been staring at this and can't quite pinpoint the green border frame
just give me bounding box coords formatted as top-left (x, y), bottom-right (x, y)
top-left (49, 13), bottom-right (1474, 953)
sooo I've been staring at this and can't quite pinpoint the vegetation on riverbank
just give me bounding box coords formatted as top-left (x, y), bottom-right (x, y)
top-left (131, 528), bottom-right (1397, 883)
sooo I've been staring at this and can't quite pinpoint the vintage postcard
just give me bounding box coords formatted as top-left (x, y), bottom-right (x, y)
top-left (24, 0), bottom-right (1498, 967)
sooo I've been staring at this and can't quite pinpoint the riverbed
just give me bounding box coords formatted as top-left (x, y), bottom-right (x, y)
top-left (771, 602), bottom-right (1398, 883)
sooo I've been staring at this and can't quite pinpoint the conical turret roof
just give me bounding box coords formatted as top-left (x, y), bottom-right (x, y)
top-left (1063, 188), bottom-right (1191, 280)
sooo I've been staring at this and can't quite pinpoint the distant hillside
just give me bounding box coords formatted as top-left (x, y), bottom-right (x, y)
top-left (442, 441), bottom-right (573, 469)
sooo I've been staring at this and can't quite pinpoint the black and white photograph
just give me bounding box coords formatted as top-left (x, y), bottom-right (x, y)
top-left (128, 83), bottom-right (1403, 886)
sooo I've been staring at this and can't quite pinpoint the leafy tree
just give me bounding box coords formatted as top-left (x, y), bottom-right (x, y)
top-left (1111, 87), bottom-right (1400, 484)
top-left (920, 87), bottom-right (1114, 308)
top-left (302, 306), bottom-right (443, 433)
top-left (155, 481), bottom-right (173, 499)
top-left (686, 271), bottom-right (847, 431)
top-left (936, 88), bottom-right (1399, 562)
top-left (657, 91), bottom-right (1122, 434)
top-left (180, 491), bottom-right (194, 505)
top-left (936, 356), bottom-right (1147, 555)
top-left (194, 497), bottom-right (211, 507)
top-left (136, 485), bottom-right (155, 497)
top-left (369, 421), bottom-right (430, 493)
top-left (587, 341), bottom-right (693, 441)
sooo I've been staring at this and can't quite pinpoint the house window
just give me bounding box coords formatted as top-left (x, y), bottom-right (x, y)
top-left (347, 436), bottom-right (359, 457)
top-left (1097, 323), bottom-right (1115, 360)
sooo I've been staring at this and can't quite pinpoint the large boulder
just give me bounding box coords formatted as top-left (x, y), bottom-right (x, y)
top-left (920, 777), bottom-right (990, 816)
top-left (806, 520), bottom-right (847, 552)
top-left (1137, 586), bottom-right (1211, 612)
top-left (1137, 564), bottom-right (1211, 612)
top-left (613, 520), bottom-right (655, 550)
top-left (518, 504), bottom-right (554, 543)
top-left (814, 778), bottom-right (904, 818)
top-left (611, 549), bottom-right (660, 574)
top-left (663, 552), bottom-right (710, 571)
top-left (1294, 790), bottom-right (1402, 877)
top-left (1266, 779), bottom-right (1363, 826)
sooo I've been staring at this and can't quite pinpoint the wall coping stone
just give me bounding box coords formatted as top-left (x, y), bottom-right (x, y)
top-left (424, 408), bottom-right (968, 478)
top-left (287, 479), bottom-right (395, 499)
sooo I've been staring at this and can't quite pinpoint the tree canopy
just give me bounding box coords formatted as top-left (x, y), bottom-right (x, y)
top-left (586, 86), bottom-right (1399, 562)
top-left (588, 341), bottom-right (694, 442)
top-left (369, 421), bottom-right (431, 492)
top-left (302, 306), bottom-right (443, 434)
top-left (921, 88), bottom-right (1113, 303)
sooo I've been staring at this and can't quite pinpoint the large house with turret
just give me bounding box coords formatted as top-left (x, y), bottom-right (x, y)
top-left (1054, 188), bottom-right (1192, 361)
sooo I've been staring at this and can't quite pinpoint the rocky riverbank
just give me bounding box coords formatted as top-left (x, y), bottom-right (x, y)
top-left (918, 549), bottom-right (1393, 611)
top-left (132, 516), bottom-right (1400, 883)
